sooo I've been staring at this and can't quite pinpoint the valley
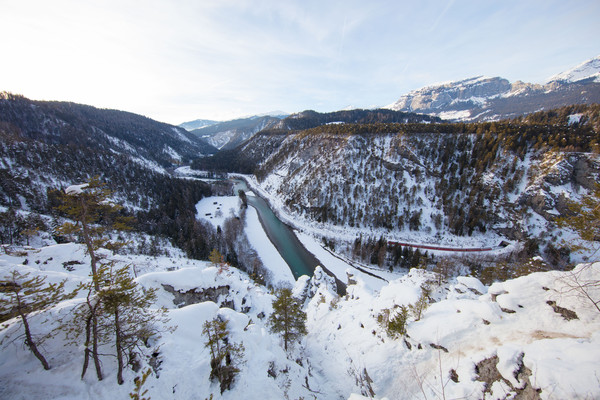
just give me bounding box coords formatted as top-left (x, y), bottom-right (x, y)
top-left (1, 56), bottom-right (600, 400)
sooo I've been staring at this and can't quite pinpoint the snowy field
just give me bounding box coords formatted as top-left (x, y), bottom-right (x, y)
top-left (1, 240), bottom-right (599, 399)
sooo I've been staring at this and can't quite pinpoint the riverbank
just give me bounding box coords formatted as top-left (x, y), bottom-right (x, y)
top-left (232, 175), bottom-right (391, 292)
top-left (231, 173), bottom-right (518, 257)
top-left (247, 192), bottom-right (347, 295)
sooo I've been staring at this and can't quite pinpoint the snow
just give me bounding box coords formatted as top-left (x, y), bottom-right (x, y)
top-left (547, 55), bottom-right (600, 83)
top-left (244, 205), bottom-right (295, 286)
top-left (129, 156), bottom-right (168, 175)
top-left (436, 109), bottom-right (472, 120)
top-left (1, 237), bottom-right (600, 400)
top-left (163, 145), bottom-right (181, 161)
top-left (296, 230), bottom-right (389, 291)
top-left (65, 183), bottom-right (88, 195)
top-left (171, 126), bottom-right (192, 143)
top-left (195, 196), bottom-right (241, 229)
top-left (568, 113), bottom-right (583, 125)
top-left (174, 166), bottom-right (201, 176)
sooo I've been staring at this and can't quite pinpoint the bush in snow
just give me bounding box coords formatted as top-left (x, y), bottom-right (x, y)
top-left (377, 305), bottom-right (409, 338)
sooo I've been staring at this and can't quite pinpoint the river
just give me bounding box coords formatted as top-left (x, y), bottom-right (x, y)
top-left (232, 179), bottom-right (346, 295)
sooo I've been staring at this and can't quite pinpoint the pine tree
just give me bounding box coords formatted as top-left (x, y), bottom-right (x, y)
top-left (268, 288), bottom-right (307, 351)
top-left (54, 176), bottom-right (134, 381)
top-left (209, 248), bottom-right (222, 268)
top-left (558, 183), bottom-right (600, 257)
top-left (98, 264), bottom-right (169, 385)
top-left (55, 176), bottom-right (132, 291)
top-left (0, 270), bottom-right (76, 370)
top-left (202, 317), bottom-right (244, 393)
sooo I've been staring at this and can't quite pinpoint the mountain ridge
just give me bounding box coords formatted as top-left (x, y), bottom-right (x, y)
top-left (385, 55), bottom-right (600, 121)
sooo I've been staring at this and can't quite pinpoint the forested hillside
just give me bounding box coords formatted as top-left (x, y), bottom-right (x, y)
top-left (0, 93), bottom-right (225, 261)
top-left (242, 104), bottom-right (600, 264)
top-left (276, 108), bottom-right (442, 130)
top-left (192, 108), bottom-right (441, 173)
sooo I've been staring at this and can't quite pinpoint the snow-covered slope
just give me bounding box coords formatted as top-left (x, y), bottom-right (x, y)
top-left (250, 125), bottom-right (600, 262)
top-left (306, 263), bottom-right (600, 399)
top-left (178, 118), bottom-right (218, 131)
top-left (1, 241), bottom-right (599, 399)
top-left (547, 55), bottom-right (600, 83)
top-left (190, 115), bottom-right (281, 150)
top-left (0, 92), bottom-right (214, 213)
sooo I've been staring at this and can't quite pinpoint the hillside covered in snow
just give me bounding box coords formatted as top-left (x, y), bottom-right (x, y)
top-left (1, 229), bottom-right (599, 399)
top-left (219, 105), bottom-right (600, 271)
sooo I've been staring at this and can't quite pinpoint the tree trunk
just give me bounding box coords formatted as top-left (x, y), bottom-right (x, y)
top-left (115, 308), bottom-right (124, 385)
top-left (91, 311), bottom-right (103, 381)
top-left (79, 197), bottom-right (99, 292)
top-left (21, 311), bottom-right (50, 370)
top-left (81, 313), bottom-right (92, 379)
top-left (81, 293), bottom-right (103, 381)
top-left (283, 298), bottom-right (289, 351)
top-left (15, 291), bottom-right (50, 370)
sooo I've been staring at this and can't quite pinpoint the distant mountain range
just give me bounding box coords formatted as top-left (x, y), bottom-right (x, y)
top-left (385, 55), bottom-right (600, 121)
top-left (0, 92), bottom-right (215, 211)
top-left (178, 112), bottom-right (288, 150)
top-left (184, 108), bottom-right (440, 150)
top-left (181, 56), bottom-right (600, 147)
top-left (179, 119), bottom-right (218, 131)
top-left (186, 115), bottom-right (284, 150)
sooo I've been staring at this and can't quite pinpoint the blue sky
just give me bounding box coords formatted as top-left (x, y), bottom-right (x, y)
top-left (1, 0), bottom-right (598, 124)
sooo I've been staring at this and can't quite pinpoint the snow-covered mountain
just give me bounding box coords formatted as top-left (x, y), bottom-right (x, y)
top-left (223, 104), bottom-right (600, 266)
top-left (190, 115), bottom-right (282, 150)
top-left (182, 112), bottom-right (289, 150)
top-left (547, 55), bottom-right (600, 83)
top-left (386, 55), bottom-right (600, 121)
top-left (251, 110), bottom-right (290, 119)
top-left (0, 92), bottom-right (215, 227)
top-left (178, 118), bottom-right (218, 131)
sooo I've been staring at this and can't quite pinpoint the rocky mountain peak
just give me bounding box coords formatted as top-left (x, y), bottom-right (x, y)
top-left (385, 56), bottom-right (600, 121)
top-left (547, 55), bottom-right (600, 84)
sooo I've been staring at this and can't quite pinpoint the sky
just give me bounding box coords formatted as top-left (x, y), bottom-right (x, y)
top-left (1, 0), bottom-right (599, 125)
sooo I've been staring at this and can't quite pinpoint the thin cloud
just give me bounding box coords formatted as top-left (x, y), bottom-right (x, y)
top-left (0, 0), bottom-right (598, 123)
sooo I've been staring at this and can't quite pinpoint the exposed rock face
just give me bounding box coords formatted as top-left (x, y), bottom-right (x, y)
top-left (475, 354), bottom-right (541, 399)
top-left (161, 284), bottom-right (232, 309)
top-left (518, 153), bottom-right (600, 220)
top-left (546, 300), bottom-right (579, 321)
top-left (392, 76), bottom-right (511, 114)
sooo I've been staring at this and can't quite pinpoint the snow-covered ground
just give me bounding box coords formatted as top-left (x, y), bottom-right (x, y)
top-left (233, 173), bottom-right (513, 253)
top-left (1, 182), bottom-right (599, 399)
top-left (195, 194), bottom-right (295, 286)
top-left (2, 239), bottom-right (599, 399)
top-left (195, 196), bottom-right (241, 228)
top-left (0, 242), bottom-right (313, 399)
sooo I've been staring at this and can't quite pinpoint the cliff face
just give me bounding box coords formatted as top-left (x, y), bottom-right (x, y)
top-left (392, 76), bottom-right (512, 113)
